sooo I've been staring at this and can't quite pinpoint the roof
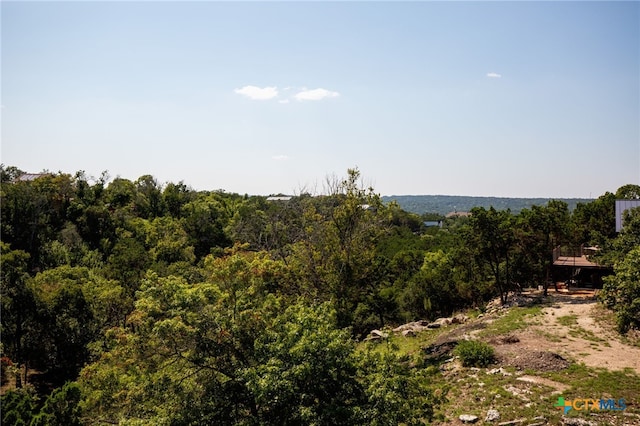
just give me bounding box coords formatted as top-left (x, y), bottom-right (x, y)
top-left (14, 173), bottom-right (48, 182)
top-left (553, 255), bottom-right (602, 268)
top-left (423, 220), bottom-right (442, 227)
top-left (266, 196), bottom-right (292, 201)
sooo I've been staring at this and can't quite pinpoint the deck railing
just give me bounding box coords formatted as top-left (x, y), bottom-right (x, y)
top-left (552, 245), bottom-right (584, 262)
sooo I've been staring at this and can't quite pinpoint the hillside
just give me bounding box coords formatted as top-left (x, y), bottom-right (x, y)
top-left (382, 195), bottom-right (593, 216)
top-left (365, 290), bottom-right (640, 425)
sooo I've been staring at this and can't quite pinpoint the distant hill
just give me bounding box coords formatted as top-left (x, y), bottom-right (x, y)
top-left (381, 195), bottom-right (593, 216)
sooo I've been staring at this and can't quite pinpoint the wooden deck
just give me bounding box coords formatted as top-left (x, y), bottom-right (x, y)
top-left (553, 255), bottom-right (600, 268)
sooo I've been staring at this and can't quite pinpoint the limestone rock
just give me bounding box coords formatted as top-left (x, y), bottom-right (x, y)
top-left (485, 409), bottom-right (500, 422)
top-left (459, 414), bottom-right (479, 423)
top-left (402, 329), bottom-right (416, 337)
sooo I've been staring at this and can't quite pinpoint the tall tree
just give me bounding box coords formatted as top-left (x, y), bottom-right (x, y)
top-left (601, 246), bottom-right (640, 333)
top-left (0, 243), bottom-right (35, 382)
top-left (515, 200), bottom-right (570, 295)
top-left (469, 207), bottom-right (516, 304)
top-left (571, 192), bottom-right (616, 246)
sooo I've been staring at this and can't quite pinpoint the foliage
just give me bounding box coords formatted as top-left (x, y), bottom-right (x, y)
top-left (454, 340), bottom-right (496, 368)
top-left (512, 200), bottom-right (570, 294)
top-left (1, 165), bottom-right (639, 423)
top-left (0, 383), bottom-right (83, 426)
top-left (571, 191), bottom-right (616, 246)
top-left (601, 247), bottom-right (640, 333)
top-left (31, 382), bottom-right (83, 426)
top-left (468, 207), bottom-right (516, 304)
top-left (1, 387), bottom-right (37, 425)
top-left (0, 242), bottom-right (36, 368)
top-left (599, 207), bottom-right (640, 332)
top-left (79, 263), bottom-right (440, 425)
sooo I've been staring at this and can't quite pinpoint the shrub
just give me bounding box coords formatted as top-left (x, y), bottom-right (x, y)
top-left (454, 340), bottom-right (495, 367)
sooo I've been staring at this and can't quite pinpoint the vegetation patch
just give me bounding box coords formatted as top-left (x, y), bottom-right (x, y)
top-left (544, 364), bottom-right (640, 414)
top-left (557, 314), bottom-right (579, 326)
top-left (480, 305), bottom-right (544, 337)
top-left (454, 340), bottom-right (496, 367)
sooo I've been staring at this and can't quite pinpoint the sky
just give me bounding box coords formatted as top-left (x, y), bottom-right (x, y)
top-left (2, 1), bottom-right (639, 198)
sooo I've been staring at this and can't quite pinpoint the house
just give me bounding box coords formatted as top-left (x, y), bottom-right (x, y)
top-left (552, 245), bottom-right (612, 289)
top-left (13, 173), bottom-right (49, 182)
top-left (615, 199), bottom-right (640, 232)
top-left (423, 220), bottom-right (442, 228)
top-left (266, 196), bottom-right (292, 202)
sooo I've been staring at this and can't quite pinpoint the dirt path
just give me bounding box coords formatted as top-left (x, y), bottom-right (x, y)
top-left (508, 293), bottom-right (640, 373)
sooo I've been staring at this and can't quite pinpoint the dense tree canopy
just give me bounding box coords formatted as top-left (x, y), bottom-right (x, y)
top-left (0, 163), bottom-right (636, 423)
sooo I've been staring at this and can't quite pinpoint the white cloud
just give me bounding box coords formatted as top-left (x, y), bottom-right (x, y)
top-left (234, 86), bottom-right (278, 100)
top-left (486, 72), bottom-right (502, 78)
top-left (272, 155), bottom-right (290, 161)
top-left (278, 99), bottom-right (290, 104)
top-left (294, 88), bottom-right (340, 101)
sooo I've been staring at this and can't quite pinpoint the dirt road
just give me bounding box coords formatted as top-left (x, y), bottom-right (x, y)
top-left (506, 292), bottom-right (640, 373)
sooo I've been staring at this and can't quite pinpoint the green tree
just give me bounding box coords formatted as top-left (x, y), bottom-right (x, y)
top-left (597, 207), bottom-right (640, 267)
top-left (80, 252), bottom-right (439, 425)
top-left (162, 181), bottom-right (195, 218)
top-left (571, 192), bottom-right (616, 246)
top-left (181, 193), bottom-right (232, 259)
top-left (146, 216), bottom-right (196, 267)
top-left (134, 174), bottom-right (165, 219)
top-left (0, 164), bottom-right (25, 182)
top-left (0, 172), bottom-right (76, 269)
top-left (1, 387), bottom-right (37, 425)
top-left (515, 201), bottom-right (570, 295)
top-left (103, 178), bottom-right (136, 211)
top-left (469, 207), bottom-right (516, 304)
top-left (399, 250), bottom-right (462, 321)
top-left (104, 222), bottom-right (152, 294)
top-left (31, 382), bottom-right (83, 426)
top-left (291, 168), bottom-right (389, 328)
top-left (615, 184), bottom-right (640, 200)
top-left (601, 246), bottom-right (640, 333)
top-left (29, 267), bottom-right (97, 383)
top-left (0, 243), bottom-right (35, 380)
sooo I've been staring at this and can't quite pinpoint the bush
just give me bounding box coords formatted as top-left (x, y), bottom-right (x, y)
top-left (454, 340), bottom-right (495, 367)
top-left (601, 247), bottom-right (640, 333)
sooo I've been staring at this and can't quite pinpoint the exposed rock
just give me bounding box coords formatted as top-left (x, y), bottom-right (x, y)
top-left (497, 420), bottom-right (524, 426)
top-left (486, 367), bottom-right (512, 376)
top-left (452, 314), bottom-right (469, 324)
top-left (364, 329), bottom-right (388, 342)
top-left (459, 414), bottom-right (479, 423)
top-left (485, 409), bottom-right (500, 422)
top-left (502, 385), bottom-right (531, 401)
top-left (433, 317), bottom-right (452, 326)
top-left (401, 329), bottom-right (415, 337)
top-left (427, 322), bottom-right (441, 329)
top-left (393, 320), bottom-right (430, 334)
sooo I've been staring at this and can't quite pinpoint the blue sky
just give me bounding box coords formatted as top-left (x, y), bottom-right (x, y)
top-left (2, 1), bottom-right (639, 198)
